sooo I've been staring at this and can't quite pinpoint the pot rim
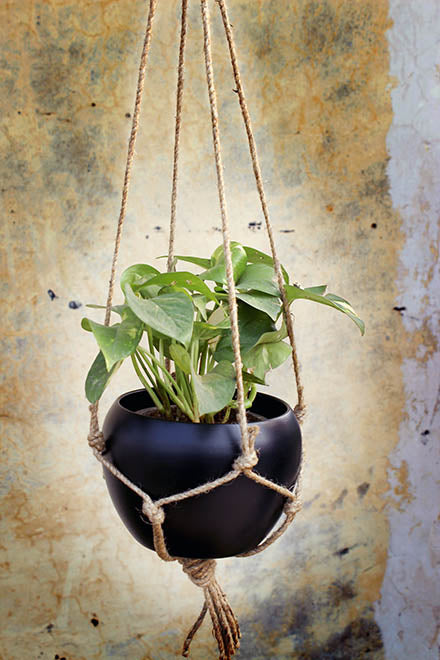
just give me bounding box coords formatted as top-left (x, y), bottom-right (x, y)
top-left (115, 388), bottom-right (294, 426)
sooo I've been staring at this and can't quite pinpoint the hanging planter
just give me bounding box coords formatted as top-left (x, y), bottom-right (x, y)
top-left (83, 1), bottom-right (364, 658)
top-left (102, 389), bottom-right (302, 559)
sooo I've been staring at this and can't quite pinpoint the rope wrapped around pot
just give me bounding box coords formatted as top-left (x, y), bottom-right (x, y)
top-left (87, 1), bottom-right (304, 658)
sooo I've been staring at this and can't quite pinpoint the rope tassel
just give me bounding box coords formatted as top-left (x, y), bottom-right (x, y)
top-left (179, 559), bottom-right (241, 659)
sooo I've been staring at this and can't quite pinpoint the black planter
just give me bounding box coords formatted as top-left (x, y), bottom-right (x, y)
top-left (102, 389), bottom-right (302, 559)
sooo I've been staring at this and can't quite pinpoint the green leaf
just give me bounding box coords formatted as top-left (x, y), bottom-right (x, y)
top-left (85, 351), bottom-right (122, 403)
top-left (193, 294), bottom-right (208, 320)
top-left (214, 302), bottom-right (274, 362)
top-left (242, 370), bottom-right (266, 385)
top-left (243, 245), bottom-right (289, 283)
top-left (81, 317), bottom-right (92, 331)
top-left (254, 321), bottom-right (288, 346)
top-left (124, 284), bottom-right (194, 345)
top-left (201, 242), bottom-right (247, 285)
top-left (169, 344), bottom-right (192, 374)
top-left (303, 285), bottom-right (327, 296)
top-left (237, 263), bottom-right (279, 296)
top-left (236, 291), bottom-right (281, 321)
top-left (193, 321), bottom-right (228, 342)
top-left (192, 361), bottom-right (236, 416)
top-left (285, 284), bottom-right (365, 335)
top-left (85, 306), bottom-right (144, 370)
top-left (161, 255), bottom-right (212, 269)
top-left (120, 264), bottom-right (159, 292)
top-left (145, 271), bottom-right (218, 302)
top-left (243, 341), bottom-right (292, 379)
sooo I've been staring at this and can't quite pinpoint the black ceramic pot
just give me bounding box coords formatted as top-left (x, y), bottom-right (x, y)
top-left (102, 389), bottom-right (302, 559)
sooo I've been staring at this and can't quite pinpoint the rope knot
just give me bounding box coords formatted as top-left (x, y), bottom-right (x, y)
top-left (233, 449), bottom-right (259, 472)
top-left (180, 558), bottom-right (216, 589)
top-left (87, 430), bottom-right (106, 453)
top-left (142, 500), bottom-right (165, 525)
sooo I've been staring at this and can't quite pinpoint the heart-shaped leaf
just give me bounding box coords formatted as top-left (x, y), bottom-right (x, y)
top-left (120, 264), bottom-right (160, 292)
top-left (236, 291), bottom-right (281, 321)
top-left (243, 341), bottom-right (292, 379)
top-left (85, 306), bottom-right (144, 370)
top-left (124, 284), bottom-right (194, 345)
top-left (285, 284), bottom-right (365, 335)
top-left (85, 351), bottom-right (122, 403)
top-left (214, 302), bottom-right (275, 362)
top-left (201, 242), bottom-right (247, 285)
top-left (237, 263), bottom-right (279, 296)
top-left (192, 361), bottom-right (236, 416)
top-left (243, 245), bottom-right (289, 283)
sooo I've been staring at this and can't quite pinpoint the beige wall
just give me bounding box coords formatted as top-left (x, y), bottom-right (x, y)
top-left (1, 1), bottom-right (438, 658)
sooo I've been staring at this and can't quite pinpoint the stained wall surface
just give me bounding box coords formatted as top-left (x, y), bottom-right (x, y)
top-left (0, 1), bottom-right (438, 659)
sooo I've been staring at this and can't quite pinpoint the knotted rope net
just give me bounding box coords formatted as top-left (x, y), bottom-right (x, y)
top-left (87, 1), bottom-right (304, 657)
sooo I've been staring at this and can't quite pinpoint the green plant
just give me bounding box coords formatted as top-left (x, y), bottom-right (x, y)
top-left (82, 241), bottom-right (364, 423)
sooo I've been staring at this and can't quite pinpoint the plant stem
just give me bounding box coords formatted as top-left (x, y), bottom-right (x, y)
top-left (138, 347), bottom-right (195, 421)
top-left (131, 353), bottom-right (164, 412)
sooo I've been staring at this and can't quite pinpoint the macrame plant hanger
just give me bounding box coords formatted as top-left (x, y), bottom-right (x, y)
top-left (87, 1), bottom-right (305, 658)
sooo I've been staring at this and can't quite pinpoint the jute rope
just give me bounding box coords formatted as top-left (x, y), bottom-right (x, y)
top-left (167, 0), bottom-right (189, 274)
top-left (87, 2), bottom-right (303, 658)
top-left (216, 0), bottom-right (305, 421)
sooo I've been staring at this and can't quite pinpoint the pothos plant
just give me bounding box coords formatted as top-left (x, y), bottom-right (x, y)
top-left (82, 241), bottom-right (364, 423)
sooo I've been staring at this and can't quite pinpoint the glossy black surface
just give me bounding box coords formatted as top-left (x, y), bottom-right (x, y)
top-left (102, 389), bottom-right (302, 558)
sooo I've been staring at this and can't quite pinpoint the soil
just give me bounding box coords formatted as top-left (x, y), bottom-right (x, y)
top-left (138, 405), bottom-right (265, 424)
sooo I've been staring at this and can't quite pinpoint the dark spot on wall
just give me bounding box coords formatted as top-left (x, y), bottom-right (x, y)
top-left (327, 580), bottom-right (356, 607)
top-left (154, 226), bottom-right (162, 231)
top-left (248, 221), bottom-right (262, 231)
top-left (46, 622), bottom-right (54, 632)
top-left (68, 300), bottom-right (82, 309)
top-left (91, 102), bottom-right (96, 107)
top-left (326, 204), bottom-right (334, 212)
top-left (421, 429), bottom-right (430, 445)
top-left (334, 83), bottom-right (354, 100)
top-left (280, 229), bottom-right (295, 233)
top-left (17, 110), bottom-right (21, 115)
top-left (125, 112), bottom-right (131, 118)
top-left (212, 226), bottom-right (222, 232)
top-left (335, 546), bottom-right (350, 557)
top-left (371, 222), bottom-right (377, 228)
top-left (357, 482), bottom-right (370, 498)
top-left (297, 617), bottom-right (383, 659)
top-left (333, 488), bottom-right (348, 508)
top-left (393, 306), bottom-right (406, 315)
top-left (90, 617), bottom-right (99, 627)
top-left (47, 289), bottom-right (57, 300)
top-left (145, 234), bottom-right (149, 240)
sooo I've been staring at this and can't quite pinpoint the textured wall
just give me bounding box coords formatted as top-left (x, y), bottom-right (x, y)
top-left (0, 1), bottom-right (437, 659)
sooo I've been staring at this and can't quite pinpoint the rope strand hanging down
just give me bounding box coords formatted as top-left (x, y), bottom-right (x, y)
top-left (216, 0), bottom-right (305, 420)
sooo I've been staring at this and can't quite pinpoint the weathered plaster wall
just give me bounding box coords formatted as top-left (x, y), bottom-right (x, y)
top-left (0, 1), bottom-right (436, 659)
top-left (375, 3), bottom-right (440, 659)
